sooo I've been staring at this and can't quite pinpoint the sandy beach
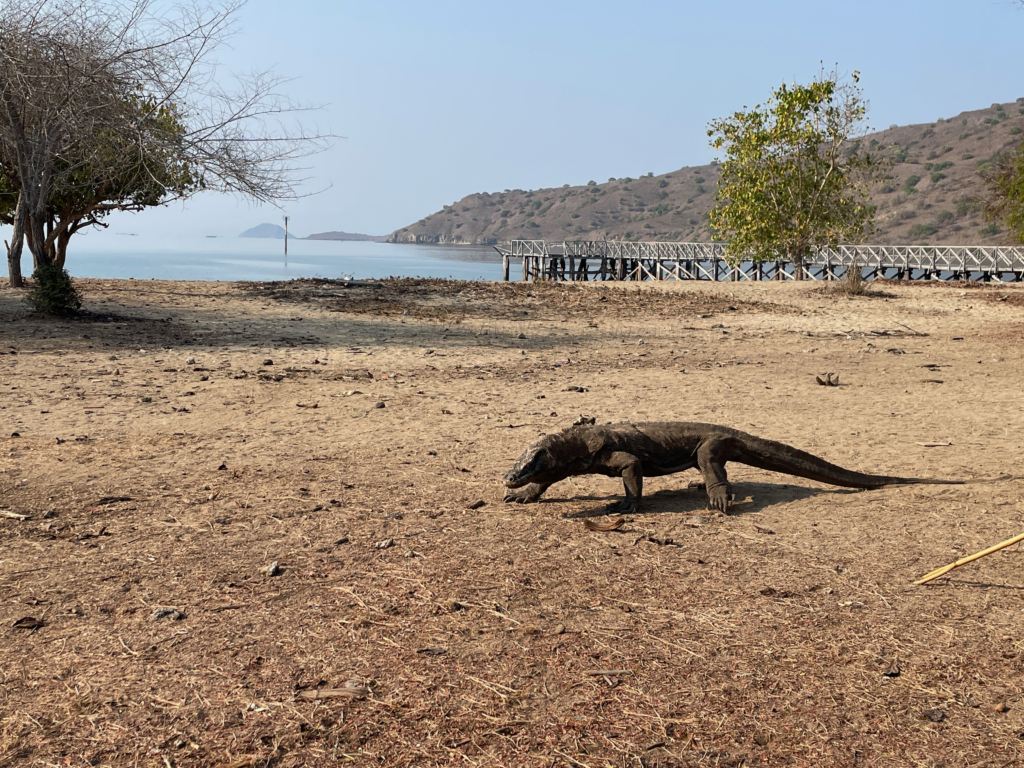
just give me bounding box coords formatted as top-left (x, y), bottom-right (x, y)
top-left (2, 275), bottom-right (1023, 767)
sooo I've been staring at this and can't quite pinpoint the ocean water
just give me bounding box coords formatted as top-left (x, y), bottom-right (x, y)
top-left (15, 233), bottom-right (506, 282)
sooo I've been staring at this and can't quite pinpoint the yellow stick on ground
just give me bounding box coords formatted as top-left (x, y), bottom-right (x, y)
top-left (915, 532), bottom-right (1024, 585)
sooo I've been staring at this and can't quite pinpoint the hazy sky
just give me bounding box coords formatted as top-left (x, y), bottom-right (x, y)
top-left (56, 0), bottom-right (1024, 239)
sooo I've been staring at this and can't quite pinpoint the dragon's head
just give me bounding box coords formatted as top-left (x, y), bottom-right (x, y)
top-left (503, 435), bottom-right (561, 488)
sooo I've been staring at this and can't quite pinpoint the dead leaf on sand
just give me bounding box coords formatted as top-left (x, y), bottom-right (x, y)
top-left (583, 516), bottom-right (626, 532)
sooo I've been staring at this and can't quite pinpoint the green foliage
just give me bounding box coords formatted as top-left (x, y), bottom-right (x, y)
top-left (908, 224), bottom-right (937, 238)
top-left (930, 172), bottom-right (947, 184)
top-left (1010, 126), bottom-right (1022, 135)
top-left (570, 213), bottom-right (580, 219)
top-left (926, 161), bottom-right (953, 172)
top-left (904, 175), bottom-right (921, 193)
top-left (707, 70), bottom-right (887, 267)
top-left (962, 153), bottom-right (974, 160)
top-left (694, 176), bottom-right (705, 184)
top-left (657, 180), bottom-right (669, 188)
top-left (935, 210), bottom-right (954, 223)
top-left (530, 200), bottom-right (542, 209)
top-left (982, 143), bottom-right (1024, 243)
top-left (622, 177), bottom-right (633, 183)
top-left (980, 222), bottom-right (1002, 237)
top-left (892, 146), bottom-right (910, 163)
top-left (25, 262), bottom-right (82, 316)
top-left (587, 180), bottom-right (596, 186)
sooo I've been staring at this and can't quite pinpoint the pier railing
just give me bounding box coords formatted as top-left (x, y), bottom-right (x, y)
top-left (494, 240), bottom-right (1024, 282)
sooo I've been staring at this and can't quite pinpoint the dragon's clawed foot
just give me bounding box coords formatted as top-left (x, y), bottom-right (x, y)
top-left (707, 486), bottom-right (736, 513)
top-left (605, 498), bottom-right (639, 515)
top-left (503, 488), bottom-right (539, 504)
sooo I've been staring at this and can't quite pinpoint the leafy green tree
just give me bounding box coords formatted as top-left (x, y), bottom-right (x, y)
top-left (1, 0), bottom-right (326, 285)
top-left (983, 144), bottom-right (1024, 243)
top-left (707, 70), bottom-right (888, 278)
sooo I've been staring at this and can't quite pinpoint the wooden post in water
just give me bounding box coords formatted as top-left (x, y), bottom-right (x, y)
top-left (502, 253), bottom-right (510, 281)
top-left (283, 215), bottom-right (289, 260)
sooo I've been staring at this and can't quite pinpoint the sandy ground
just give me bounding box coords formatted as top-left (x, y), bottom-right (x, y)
top-left (1, 274), bottom-right (1024, 767)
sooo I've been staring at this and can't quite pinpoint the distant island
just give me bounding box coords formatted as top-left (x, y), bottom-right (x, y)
top-left (304, 230), bottom-right (387, 242)
top-left (239, 223), bottom-right (292, 239)
top-left (239, 224), bottom-right (386, 242)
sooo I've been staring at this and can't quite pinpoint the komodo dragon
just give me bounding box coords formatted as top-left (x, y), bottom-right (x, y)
top-left (503, 422), bottom-right (963, 513)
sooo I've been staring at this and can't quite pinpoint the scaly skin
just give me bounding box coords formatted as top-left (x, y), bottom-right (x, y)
top-left (502, 422), bottom-right (964, 513)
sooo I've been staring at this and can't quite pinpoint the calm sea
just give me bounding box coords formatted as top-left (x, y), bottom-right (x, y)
top-left (19, 233), bottom-right (506, 282)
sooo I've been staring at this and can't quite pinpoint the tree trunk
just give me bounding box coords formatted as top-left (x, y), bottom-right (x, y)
top-left (25, 210), bottom-right (55, 268)
top-left (792, 249), bottom-right (805, 281)
top-left (6, 194), bottom-right (26, 287)
top-left (56, 229), bottom-right (71, 268)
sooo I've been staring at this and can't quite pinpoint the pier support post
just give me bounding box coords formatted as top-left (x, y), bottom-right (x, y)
top-left (502, 254), bottom-right (510, 281)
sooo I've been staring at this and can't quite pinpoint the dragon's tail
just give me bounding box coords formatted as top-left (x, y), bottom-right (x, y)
top-left (736, 435), bottom-right (963, 489)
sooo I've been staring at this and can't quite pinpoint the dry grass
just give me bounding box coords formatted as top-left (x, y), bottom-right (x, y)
top-left (1, 277), bottom-right (1024, 767)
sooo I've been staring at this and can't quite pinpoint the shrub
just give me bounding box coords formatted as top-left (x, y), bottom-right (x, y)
top-left (930, 172), bottom-right (946, 184)
top-left (879, 185), bottom-right (896, 193)
top-left (571, 213), bottom-right (580, 219)
top-left (893, 146), bottom-right (909, 163)
top-left (904, 174), bottom-right (921, 192)
top-left (608, 177), bottom-right (616, 182)
top-left (1010, 126), bottom-right (1022, 135)
top-left (623, 177), bottom-right (633, 183)
top-left (936, 210), bottom-right (954, 223)
top-left (909, 224), bottom-right (937, 238)
top-left (961, 153), bottom-right (974, 160)
top-left (26, 262), bottom-right (82, 316)
top-left (931, 161), bottom-right (953, 172)
top-left (657, 179), bottom-right (669, 188)
top-left (587, 180), bottom-right (597, 186)
top-left (835, 262), bottom-right (868, 296)
top-left (694, 176), bottom-right (705, 184)
top-left (686, 197), bottom-right (694, 204)
top-left (980, 223), bottom-right (1001, 236)
top-left (955, 199), bottom-right (979, 216)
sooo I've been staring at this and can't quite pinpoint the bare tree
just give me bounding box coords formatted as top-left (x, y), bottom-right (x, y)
top-left (0, 0), bottom-right (327, 283)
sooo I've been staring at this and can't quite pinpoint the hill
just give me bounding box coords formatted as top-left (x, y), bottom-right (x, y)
top-left (389, 98), bottom-right (1024, 246)
top-left (239, 223), bottom-right (293, 239)
top-left (304, 230), bottom-right (387, 242)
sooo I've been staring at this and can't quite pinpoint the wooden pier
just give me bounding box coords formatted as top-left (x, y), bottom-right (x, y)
top-left (495, 240), bottom-right (1024, 282)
